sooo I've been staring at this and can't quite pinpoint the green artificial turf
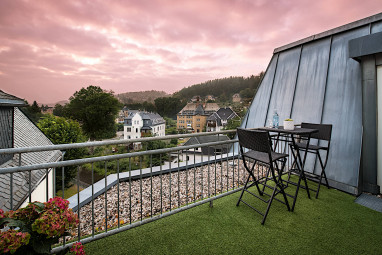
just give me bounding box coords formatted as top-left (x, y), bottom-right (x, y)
top-left (82, 180), bottom-right (382, 255)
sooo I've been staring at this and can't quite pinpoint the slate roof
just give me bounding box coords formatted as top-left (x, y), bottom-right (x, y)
top-left (178, 103), bottom-right (219, 116)
top-left (195, 104), bottom-right (204, 115)
top-left (183, 135), bottom-right (230, 155)
top-left (125, 111), bottom-right (165, 127)
top-left (184, 135), bottom-right (230, 146)
top-left (207, 107), bottom-right (238, 126)
top-left (0, 108), bottom-right (62, 211)
top-left (0, 90), bottom-right (27, 107)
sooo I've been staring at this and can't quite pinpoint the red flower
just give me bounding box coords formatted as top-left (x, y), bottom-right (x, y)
top-left (0, 229), bottom-right (30, 254)
top-left (70, 242), bottom-right (86, 255)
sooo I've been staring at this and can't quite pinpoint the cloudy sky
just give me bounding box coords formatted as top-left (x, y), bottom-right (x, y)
top-left (0, 0), bottom-right (380, 104)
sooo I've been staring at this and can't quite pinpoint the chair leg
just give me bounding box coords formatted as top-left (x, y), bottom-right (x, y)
top-left (248, 161), bottom-right (263, 196)
top-left (261, 183), bottom-right (278, 225)
top-left (237, 173), bottom-right (251, 206)
top-left (315, 153), bottom-right (330, 199)
top-left (277, 182), bottom-right (290, 211)
top-left (261, 167), bottom-right (270, 193)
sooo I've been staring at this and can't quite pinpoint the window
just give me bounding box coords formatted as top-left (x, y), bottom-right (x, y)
top-left (196, 124), bottom-right (200, 127)
top-left (197, 118), bottom-right (200, 121)
top-left (136, 128), bottom-right (138, 133)
top-left (126, 127), bottom-right (131, 132)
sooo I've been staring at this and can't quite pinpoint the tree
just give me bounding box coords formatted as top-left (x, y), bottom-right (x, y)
top-left (224, 117), bottom-right (242, 139)
top-left (64, 86), bottom-right (121, 140)
top-left (240, 88), bottom-right (254, 99)
top-left (37, 115), bottom-right (87, 192)
top-left (155, 97), bottom-right (185, 118)
top-left (53, 104), bottom-right (65, 117)
top-left (21, 100), bottom-right (43, 123)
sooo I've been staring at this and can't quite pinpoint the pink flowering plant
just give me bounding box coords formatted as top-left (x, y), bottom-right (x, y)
top-left (0, 197), bottom-right (84, 255)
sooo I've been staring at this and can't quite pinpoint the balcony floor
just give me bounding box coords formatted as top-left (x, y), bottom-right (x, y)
top-left (82, 179), bottom-right (382, 255)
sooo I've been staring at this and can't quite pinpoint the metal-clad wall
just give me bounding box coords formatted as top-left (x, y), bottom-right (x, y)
top-left (240, 18), bottom-right (382, 192)
top-left (290, 38), bottom-right (332, 173)
top-left (266, 47), bottom-right (301, 122)
top-left (321, 26), bottom-right (368, 187)
top-left (371, 20), bottom-right (382, 33)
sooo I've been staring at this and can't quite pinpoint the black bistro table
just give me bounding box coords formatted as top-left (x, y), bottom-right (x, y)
top-left (258, 126), bottom-right (318, 211)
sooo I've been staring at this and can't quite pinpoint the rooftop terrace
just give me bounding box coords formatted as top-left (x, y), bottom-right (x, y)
top-left (83, 178), bottom-right (382, 254)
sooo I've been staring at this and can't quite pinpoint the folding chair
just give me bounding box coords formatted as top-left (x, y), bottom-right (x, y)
top-left (236, 128), bottom-right (290, 224)
top-left (292, 123), bottom-right (332, 198)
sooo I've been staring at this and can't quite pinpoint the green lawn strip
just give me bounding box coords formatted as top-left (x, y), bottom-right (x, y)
top-left (81, 179), bottom-right (382, 255)
top-left (56, 185), bottom-right (83, 199)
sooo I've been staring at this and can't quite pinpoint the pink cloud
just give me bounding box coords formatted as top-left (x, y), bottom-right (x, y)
top-left (0, 0), bottom-right (380, 104)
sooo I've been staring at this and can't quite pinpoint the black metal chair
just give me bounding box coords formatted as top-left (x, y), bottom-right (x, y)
top-left (236, 128), bottom-right (290, 224)
top-left (291, 123), bottom-right (332, 198)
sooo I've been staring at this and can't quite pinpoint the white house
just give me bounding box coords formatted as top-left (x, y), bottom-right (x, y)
top-left (124, 111), bottom-right (166, 142)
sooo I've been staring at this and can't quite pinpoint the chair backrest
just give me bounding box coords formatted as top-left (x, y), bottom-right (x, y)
top-left (301, 123), bottom-right (332, 141)
top-left (237, 128), bottom-right (271, 154)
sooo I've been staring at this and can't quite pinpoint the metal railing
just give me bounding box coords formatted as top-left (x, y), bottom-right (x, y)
top-left (1, 130), bottom-right (270, 253)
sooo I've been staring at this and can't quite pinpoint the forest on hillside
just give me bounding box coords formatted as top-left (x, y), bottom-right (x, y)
top-left (173, 73), bottom-right (264, 102)
top-left (122, 73), bottom-right (264, 118)
top-left (116, 90), bottom-right (169, 104)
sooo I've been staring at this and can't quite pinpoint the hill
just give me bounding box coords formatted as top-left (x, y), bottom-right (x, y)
top-left (116, 90), bottom-right (169, 104)
top-left (173, 73), bottom-right (264, 102)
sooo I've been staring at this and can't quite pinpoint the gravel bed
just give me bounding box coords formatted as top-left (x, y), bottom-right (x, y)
top-left (68, 159), bottom-right (267, 238)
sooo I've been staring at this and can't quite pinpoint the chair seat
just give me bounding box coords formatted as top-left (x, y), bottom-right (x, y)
top-left (294, 142), bottom-right (328, 151)
top-left (243, 150), bottom-right (288, 164)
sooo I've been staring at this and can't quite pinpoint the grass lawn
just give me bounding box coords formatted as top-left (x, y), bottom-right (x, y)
top-left (82, 180), bottom-right (382, 255)
top-left (56, 185), bottom-right (83, 199)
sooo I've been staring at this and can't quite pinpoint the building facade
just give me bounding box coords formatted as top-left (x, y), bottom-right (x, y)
top-left (206, 107), bottom-right (239, 132)
top-left (232, 93), bottom-right (241, 103)
top-left (177, 102), bottom-right (219, 133)
top-left (124, 111), bottom-right (165, 140)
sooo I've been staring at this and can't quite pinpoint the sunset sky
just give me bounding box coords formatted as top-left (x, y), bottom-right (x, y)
top-left (0, 0), bottom-right (380, 104)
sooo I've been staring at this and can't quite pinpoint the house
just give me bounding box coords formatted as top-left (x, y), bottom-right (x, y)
top-left (241, 12), bottom-right (382, 195)
top-left (232, 93), bottom-right (241, 103)
top-left (183, 135), bottom-right (230, 155)
top-left (124, 111), bottom-right (165, 142)
top-left (41, 106), bottom-right (53, 114)
top-left (176, 102), bottom-right (219, 132)
top-left (0, 90), bottom-right (62, 211)
top-left (190, 95), bottom-right (201, 103)
top-left (205, 95), bottom-right (216, 102)
top-left (206, 107), bottom-right (239, 132)
top-left (115, 106), bottom-right (129, 124)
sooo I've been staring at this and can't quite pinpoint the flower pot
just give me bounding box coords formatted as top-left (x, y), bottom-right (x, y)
top-left (283, 120), bottom-right (294, 130)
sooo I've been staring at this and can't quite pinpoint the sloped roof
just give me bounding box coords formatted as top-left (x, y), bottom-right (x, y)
top-left (207, 108), bottom-right (238, 126)
top-left (216, 108), bottom-right (237, 121)
top-left (0, 90), bottom-right (27, 107)
top-left (178, 103), bottom-right (220, 116)
top-left (195, 104), bottom-right (204, 115)
top-left (0, 108), bottom-right (62, 211)
top-left (184, 135), bottom-right (230, 146)
top-left (141, 112), bottom-right (165, 125)
top-left (207, 112), bottom-right (222, 126)
top-left (125, 111), bottom-right (165, 126)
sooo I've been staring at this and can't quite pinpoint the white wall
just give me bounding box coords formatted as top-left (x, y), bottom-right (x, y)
top-left (377, 65), bottom-right (382, 194)
top-left (124, 114), bottom-right (143, 140)
top-left (20, 169), bottom-right (54, 208)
